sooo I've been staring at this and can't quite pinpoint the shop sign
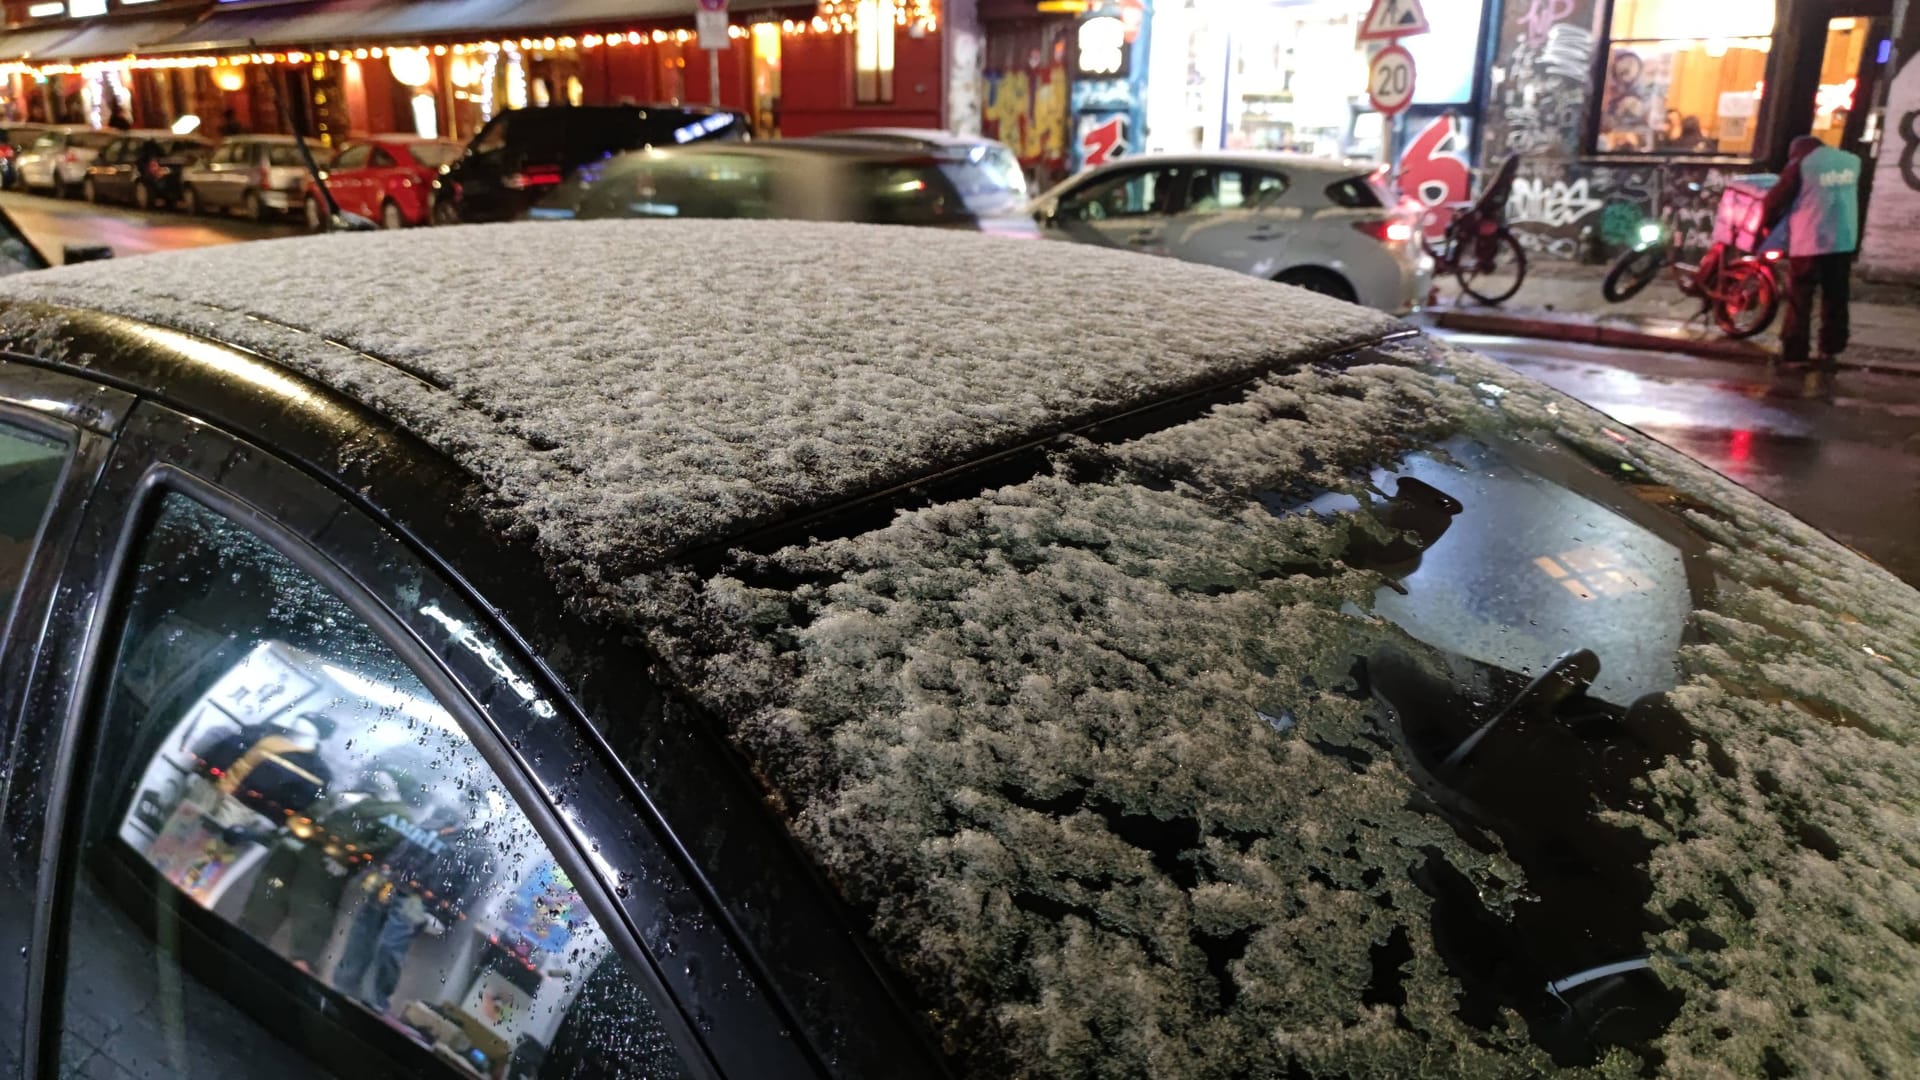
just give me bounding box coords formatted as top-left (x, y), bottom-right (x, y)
top-left (1358, 0), bottom-right (1431, 41)
top-left (1073, 15), bottom-right (1129, 79)
top-left (1368, 44), bottom-right (1417, 116)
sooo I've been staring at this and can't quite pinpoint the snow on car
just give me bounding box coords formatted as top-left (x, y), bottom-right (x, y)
top-left (0, 221), bottom-right (1913, 1080)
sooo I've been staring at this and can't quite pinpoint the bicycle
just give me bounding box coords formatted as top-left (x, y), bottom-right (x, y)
top-left (1417, 155), bottom-right (1528, 306)
top-left (1602, 184), bottom-right (1783, 340)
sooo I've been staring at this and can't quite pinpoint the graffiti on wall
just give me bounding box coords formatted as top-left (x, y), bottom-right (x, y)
top-left (1397, 113), bottom-right (1472, 239)
top-left (1076, 113), bottom-right (1128, 168)
top-left (1861, 55), bottom-right (1920, 279)
top-left (1500, 159), bottom-right (1675, 260)
top-left (1485, 0), bottom-right (1597, 161)
top-left (982, 66), bottom-right (1069, 177)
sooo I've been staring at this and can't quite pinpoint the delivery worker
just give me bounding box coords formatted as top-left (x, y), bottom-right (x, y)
top-left (1760, 134), bottom-right (1862, 370)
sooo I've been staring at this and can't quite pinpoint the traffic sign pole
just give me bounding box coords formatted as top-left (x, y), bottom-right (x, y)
top-left (698, 0), bottom-right (728, 106)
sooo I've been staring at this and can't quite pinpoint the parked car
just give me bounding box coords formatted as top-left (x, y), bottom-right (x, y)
top-left (806, 128), bottom-right (1030, 217)
top-left (530, 140), bottom-right (1038, 236)
top-left (303, 134), bottom-right (463, 231)
top-left (432, 104), bottom-right (747, 224)
top-left (15, 126), bottom-right (117, 197)
top-left (1029, 152), bottom-right (1428, 312)
top-left (83, 131), bottom-right (216, 210)
top-left (0, 123), bottom-right (49, 190)
top-left (0, 221), bottom-right (1914, 1080)
top-left (180, 134), bottom-right (327, 220)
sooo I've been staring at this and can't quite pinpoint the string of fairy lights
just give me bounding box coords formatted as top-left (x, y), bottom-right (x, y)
top-left (0, 0), bottom-right (941, 81)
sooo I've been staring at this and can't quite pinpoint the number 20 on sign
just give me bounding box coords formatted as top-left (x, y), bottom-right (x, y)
top-left (1368, 44), bottom-right (1416, 117)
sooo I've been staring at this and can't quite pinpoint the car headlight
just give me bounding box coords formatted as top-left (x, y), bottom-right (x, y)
top-left (1638, 222), bottom-right (1662, 244)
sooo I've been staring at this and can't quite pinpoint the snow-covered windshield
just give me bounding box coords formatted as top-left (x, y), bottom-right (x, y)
top-left (657, 337), bottom-right (1919, 1080)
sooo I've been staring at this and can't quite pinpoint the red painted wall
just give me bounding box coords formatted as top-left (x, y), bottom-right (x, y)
top-left (576, 41), bottom-right (753, 112)
top-left (778, 28), bottom-right (943, 135)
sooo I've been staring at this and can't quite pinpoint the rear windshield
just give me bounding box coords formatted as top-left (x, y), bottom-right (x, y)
top-left (408, 141), bottom-right (462, 167)
top-left (30, 134), bottom-right (60, 151)
top-left (1324, 174), bottom-right (1386, 208)
top-left (267, 145), bottom-right (309, 167)
top-left (658, 335), bottom-right (1920, 1079)
top-left (934, 144), bottom-right (1028, 216)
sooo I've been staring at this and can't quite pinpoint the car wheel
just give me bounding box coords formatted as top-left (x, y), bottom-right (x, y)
top-left (81, 176), bottom-right (97, 203)
top-left (1274, 267), bottom-right (1359, 305)
top-left (242, 190), bottom-right (265, 221)
top-left (134, 181), bottom-right (152, 211)
top-left (183, 185), bottom-right (201, 216)
top-left (304, 195), bottom-right (326, 233)
top-left (381, 200), bottom-right (405, 230)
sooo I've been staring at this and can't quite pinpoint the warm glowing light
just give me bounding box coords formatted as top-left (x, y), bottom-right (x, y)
top-left (212, 65), bottom-right (244, 91)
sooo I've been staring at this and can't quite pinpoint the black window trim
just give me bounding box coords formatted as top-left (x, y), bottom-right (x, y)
top-left (19, 415), bottom-right (790, 1079)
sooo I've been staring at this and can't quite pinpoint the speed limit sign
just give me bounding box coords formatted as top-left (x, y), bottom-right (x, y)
top-left (1368, 44), bottom-right (1416, 117)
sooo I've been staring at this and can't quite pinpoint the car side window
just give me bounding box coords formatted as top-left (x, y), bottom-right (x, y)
top-left (219, 142), bottom-right (247, 165)
top-left (332, 145), bottom-right (372, 170)
top-left (97, 139), bottom-right (125, 165)
top-left (369, 148), bottom-right (397, 169)
top-left (1183, 168), bottom-right (1288, 214)
top-left (0, 418), bottom-right (68, 653)
top-left (54, 491), bottom-right (692, 1080)
top-left (1061, 167), bottom-right (1177, 220)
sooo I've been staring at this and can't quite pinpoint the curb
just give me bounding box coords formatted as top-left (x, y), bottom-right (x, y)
top-left (1421, 309), bottom-right (1920, 377)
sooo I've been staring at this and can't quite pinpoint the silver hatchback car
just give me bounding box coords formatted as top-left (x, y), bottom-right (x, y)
top-left (1030, 152), bottom-right (1429, 313)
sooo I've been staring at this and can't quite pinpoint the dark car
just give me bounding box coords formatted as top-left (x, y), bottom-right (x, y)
top-left (807, 128), bottom-right (1030, 217)
top-left (83, 131), bottom-right (216, 210)
top-left (530, 141), bottom-right (1039, 236)
top-left (0, 222), bottom-right (1914, 1080)
top-left (0, 123), bottom-right (49, 190)
top-left (432, 104), bottom-right (747, 224)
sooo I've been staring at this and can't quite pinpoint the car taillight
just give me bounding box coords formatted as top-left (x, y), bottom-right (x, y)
top-left (502, 166), bottom-right (564, 190)
top-left (63, 150), bottom-right (76, 164)
top-left (258, 165), bottom-right (272, 189)
top-left (1353, 219), bottom-right (1413, 244)
top-left (0, 146), bottom-right (13, 160)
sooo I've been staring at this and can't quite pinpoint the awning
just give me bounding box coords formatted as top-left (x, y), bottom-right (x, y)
top-left (43, 16), bottom-right (202, 62)
top-left (153, 0), bottom-right (729, 54)
top-left (0, 22), bottom-right (88, 64)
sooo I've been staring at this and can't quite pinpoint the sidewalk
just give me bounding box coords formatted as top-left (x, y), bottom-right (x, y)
top-left (1413, 259), bottom-right (1920, 376)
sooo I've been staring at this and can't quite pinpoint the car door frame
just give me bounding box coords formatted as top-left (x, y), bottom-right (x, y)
top-left (1165, 164), bottom-right (1299, 276)
top-left (7, 395), bottom-right (838, 1079)
top-left (0, 358), bottom-right (134, 1075)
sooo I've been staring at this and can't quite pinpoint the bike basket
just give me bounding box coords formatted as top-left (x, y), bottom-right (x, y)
top-left (1712, 174), bottom-right (1778, 253)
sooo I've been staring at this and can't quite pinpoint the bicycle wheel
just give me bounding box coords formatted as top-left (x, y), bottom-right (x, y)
top-left (1602, 245), bottom-right (1667, 303)
top-left (1713, 262), bottom-right (1778, 339)
top-left (1457, 227), bottom-right (1527, 305)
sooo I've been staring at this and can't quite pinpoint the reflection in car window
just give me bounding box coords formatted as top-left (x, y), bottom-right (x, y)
top-left (1063, 168), bottom-right (1173, 219)
top-left (1324, 176), bottom-right (1386, 208)
top-left (0, 419), bottom-right (68, 650)
top-left (268, 144), bottom-right (308, 167)
top-left (332, 145), bottom-right (372, 171)
top-left (56, 493), bottom-right (690, 1080)
top-left (1184, 167), bottom-right (1287, 213)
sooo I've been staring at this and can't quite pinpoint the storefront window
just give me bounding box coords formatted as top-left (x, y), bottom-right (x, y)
top-left (1596, 0), bottom-right (1775, 156)
top-left (1150, 0), bottom-right (1383, 159)
top-left (855, 0), bottom-right (896, 104)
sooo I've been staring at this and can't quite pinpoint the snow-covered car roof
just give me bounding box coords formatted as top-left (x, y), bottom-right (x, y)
top-left (2, 222), bottom-right (1916, 1079)
top-left (0, 220), bottom-right (1399, 569)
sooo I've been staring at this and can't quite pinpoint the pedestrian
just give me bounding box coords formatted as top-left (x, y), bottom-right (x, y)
top-left (219, 107), bottom-right (243, 137)
top-left (1760, 134), bottom-right (1862, 370)
top-left (106, 105), bottom-right (131, 131)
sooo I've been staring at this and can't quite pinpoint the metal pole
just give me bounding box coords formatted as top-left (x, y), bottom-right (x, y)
top-left (709, 48), bottom-right (721, 106)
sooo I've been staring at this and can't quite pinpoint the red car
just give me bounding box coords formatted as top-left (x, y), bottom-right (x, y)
top-left (304, 135), bottom-right (464, 231)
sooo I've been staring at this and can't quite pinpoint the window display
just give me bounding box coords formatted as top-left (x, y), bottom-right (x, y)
top-left (59, 492), bottom-right (688, 1079)
top-left (1596, 0), bottom-right (1774, 156)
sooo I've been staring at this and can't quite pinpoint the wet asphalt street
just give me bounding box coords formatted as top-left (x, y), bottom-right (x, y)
top-left (0, 188), bottom-right (299, 262)
top-left (1445, 332), bottom-right (1920, 586)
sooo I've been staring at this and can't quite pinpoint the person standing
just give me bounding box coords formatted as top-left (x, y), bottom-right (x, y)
top-left (1761, 134), bottom-right (1862, 370)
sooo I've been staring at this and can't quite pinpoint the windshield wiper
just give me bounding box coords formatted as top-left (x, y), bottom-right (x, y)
top-left (1441, 648), bottom-right (1601, 770)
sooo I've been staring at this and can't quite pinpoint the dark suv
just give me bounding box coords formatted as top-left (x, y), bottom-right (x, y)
top-left (433, 104), bottom-right (747, 224)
